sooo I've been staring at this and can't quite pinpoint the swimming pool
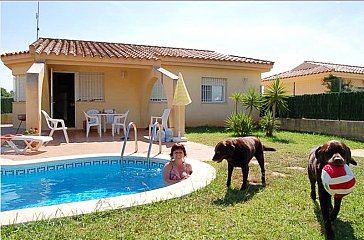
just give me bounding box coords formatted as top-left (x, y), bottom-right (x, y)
top-left (0, 153), bottom-right (216, 225)
top-left (1, 156), bottom-right (165, 211)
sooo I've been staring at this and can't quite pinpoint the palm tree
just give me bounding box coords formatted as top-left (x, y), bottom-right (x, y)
top-left (229, 91), bottom-right (244, 114)
top-left (241, 88), bottom-right (262, 117)
top-left (263, 78), bottom-right (288, 136)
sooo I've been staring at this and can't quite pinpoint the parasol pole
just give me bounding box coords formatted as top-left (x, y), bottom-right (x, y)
top-left (178, 105), bottom-right (181, 137)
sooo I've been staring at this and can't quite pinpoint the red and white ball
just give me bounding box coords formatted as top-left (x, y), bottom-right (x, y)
top-left (321, 164), bottom-right (356, 198)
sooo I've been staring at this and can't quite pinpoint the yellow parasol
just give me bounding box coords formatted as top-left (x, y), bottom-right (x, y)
top-left (172, 72), bottom-right (192, 139)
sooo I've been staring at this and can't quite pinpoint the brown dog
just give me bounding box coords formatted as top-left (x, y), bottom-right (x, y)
top-left (308, 140), bottom-right (357, 240)
top-left (212, 136), bottom-right (276, 190)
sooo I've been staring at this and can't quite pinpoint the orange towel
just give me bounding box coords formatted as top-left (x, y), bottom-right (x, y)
top-left (1, 134), bottom-right (24, 141)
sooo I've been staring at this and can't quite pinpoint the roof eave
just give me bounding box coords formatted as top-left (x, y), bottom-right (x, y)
top-left (1, 53), bottom-right (34, 69)
top-left (41, 53), bottom-right (161, 69)
top-left (161, 58), bottom-right (273, 72)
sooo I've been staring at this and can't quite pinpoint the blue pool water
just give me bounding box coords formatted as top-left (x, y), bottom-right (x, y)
top-left (1, 156), bottom-right (166, 211)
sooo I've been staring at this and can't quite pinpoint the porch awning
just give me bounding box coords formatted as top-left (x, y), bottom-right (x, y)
top-left (155, 67), bottom-right (178, 80)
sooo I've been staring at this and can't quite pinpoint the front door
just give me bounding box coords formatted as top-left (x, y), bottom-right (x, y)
top-left (52, 72), bottom-right (75, 127)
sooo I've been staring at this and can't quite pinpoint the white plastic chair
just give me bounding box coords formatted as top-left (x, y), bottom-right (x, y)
top-left (84, 109), bottom-right (102, 137)
top-left (103, 108), bottom-right (115, 133)
top-left (41, 110), bottom-right (69, 143)
top-left (112, 110), bottom-right (129, 137)
top-left (149, 108), bottom-right (171, 138)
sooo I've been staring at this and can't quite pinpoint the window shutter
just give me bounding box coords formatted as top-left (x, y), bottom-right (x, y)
top-left (13, 75), bottom-right (26, 102)
top-left (78, 72), bottom-right (104, 101)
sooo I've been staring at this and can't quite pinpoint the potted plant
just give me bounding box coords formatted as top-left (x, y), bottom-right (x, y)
top-left (24, 127), bottom-right (39, 135)
top-left (24, 128), bottom-right (40, 147)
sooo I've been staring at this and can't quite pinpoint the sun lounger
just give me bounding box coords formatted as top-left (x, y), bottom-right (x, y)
top-left (1, 134), bottom-right (53, 154)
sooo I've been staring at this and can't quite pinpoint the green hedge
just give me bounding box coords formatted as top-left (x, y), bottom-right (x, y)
top-left (282, 92), bottom-right (364, 121)
top-left (1, 97), bottom-right (13, 114)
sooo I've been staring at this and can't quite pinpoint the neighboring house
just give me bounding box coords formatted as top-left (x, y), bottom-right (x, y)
top-left (262, 61), bottom-right (364, 95)
top-left (1, 37), bottom-right (273, 136)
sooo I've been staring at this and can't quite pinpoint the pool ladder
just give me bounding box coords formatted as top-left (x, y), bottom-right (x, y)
top-left (146, 122), bottom-right (162, 166)
top-left (120, 122), bottom-right (138, 160)
top-left (120, 121), bottom-right (162, 167)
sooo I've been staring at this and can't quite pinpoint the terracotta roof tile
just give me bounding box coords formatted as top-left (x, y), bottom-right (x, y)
top-left (1, 37), bottom-right (273, 65)
top-left (263, 61), bottom-right (364, 80)
top-left (0, 50), bottom-right (29, 57)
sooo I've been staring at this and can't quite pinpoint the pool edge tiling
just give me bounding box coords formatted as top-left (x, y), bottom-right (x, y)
top-left (0, 153), bottom-right (216, 226)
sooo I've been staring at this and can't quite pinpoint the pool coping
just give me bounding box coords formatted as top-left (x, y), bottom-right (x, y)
top-left (0, 153), bottom-right (216, 226)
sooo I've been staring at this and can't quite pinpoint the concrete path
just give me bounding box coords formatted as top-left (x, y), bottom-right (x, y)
top-left (352, 149), bottom-right (364, 158)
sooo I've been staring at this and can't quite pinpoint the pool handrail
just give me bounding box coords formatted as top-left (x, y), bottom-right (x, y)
top-left (120, 122), bottom-right (138, 160)
top-left (147, 122), bottom-right (162, 167)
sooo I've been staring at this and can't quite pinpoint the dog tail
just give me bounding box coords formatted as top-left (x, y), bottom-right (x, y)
top-left (263, 145), bottom-right (276, 151)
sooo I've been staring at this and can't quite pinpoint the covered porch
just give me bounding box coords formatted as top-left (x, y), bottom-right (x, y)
top-left (17, 62), bottom-right (188, 140)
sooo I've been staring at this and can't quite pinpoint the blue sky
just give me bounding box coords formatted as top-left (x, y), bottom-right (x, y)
top-left (1, 1), bottom-right (364, 91)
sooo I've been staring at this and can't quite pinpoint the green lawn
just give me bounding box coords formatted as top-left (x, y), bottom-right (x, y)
top-left (2, 128), bottom-right (363, 240)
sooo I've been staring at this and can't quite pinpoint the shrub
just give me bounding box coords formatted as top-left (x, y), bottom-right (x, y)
top-left (260, 110), bottom-right (279, 136)
top-left (225, 112), bottom-right (254, 136)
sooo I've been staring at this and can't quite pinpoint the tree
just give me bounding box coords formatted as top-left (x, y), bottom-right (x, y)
top-left (262, 78), bottom-right (288, 137)
top-left (241, 88), bottom-right (262, 117)
top-left (322, 74), bottom-right (353, 93)
top-left (229, 91), bottom-right (244, 114)
top-left (1, 87), bottom-right (12, 97)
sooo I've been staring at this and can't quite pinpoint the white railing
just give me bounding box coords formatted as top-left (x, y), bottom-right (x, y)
top-left (120, 122), bottom-right (138, 160)
top-left (147, 122), bottom-right (162, 167)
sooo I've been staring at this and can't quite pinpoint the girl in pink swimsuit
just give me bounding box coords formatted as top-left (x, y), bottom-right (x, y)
top-left (163, 143), bottom-right (193, 184)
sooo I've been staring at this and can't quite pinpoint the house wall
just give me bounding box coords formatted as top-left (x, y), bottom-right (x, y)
top-left (10, 63), bottom-right (174, 132)
top-left (9, 58), bottom-right (268, 132)
top-left (12, 102), bottom-right (26, 130)
top-left (11, 63), bottom-right (32, 129)
top-left (41, 65), bottom-right (50, 129)
top-left (164, 65), bottom-right (261, 127)
top-left (262, 72), bottom-right (364, 96)
top-left (146, 69), bottom-right (176, 132)
top-left (26, 63), bottom-right (45, 132)
top-left (46, 65), bottom-right (152, 130)
top-left (149, 103), bottom-right (169, 122)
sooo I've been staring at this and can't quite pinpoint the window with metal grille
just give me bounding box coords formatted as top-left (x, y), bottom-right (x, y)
top-left (201, 77), bottom-right (226, 103)
top-left (150, 79), bottom-right (167, 102)
top-left (77, 72), bottom-right (104, 101)
top-left (13, 75), bottom-right (26, 102)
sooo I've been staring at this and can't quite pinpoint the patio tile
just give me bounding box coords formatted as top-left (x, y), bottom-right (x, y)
top-left (1, 125), bottom-right (214, 162)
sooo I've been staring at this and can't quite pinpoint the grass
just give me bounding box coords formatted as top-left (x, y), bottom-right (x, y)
top-left (1, 128), bottom-right (364, 240)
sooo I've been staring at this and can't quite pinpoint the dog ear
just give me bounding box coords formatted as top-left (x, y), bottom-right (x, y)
top-left (315, 146), bottom-right (322, 159)
top-left (350, 158), bottom-right (358, 165)
top-left (315, 145), bottom-right (328, 165)
top-left (345, 146), bottom-right (357, 166)
top-left (225, 140), bottom-right (235, 155)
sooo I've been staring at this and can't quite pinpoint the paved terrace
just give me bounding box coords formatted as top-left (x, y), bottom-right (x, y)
top-left (1, 125), bottom-right (363, 162)
top-left (1, 125), bottom-right (215, 163)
